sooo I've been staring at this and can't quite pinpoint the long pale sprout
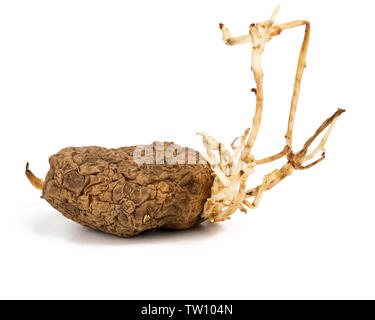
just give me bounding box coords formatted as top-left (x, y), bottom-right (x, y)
top-left (198, 6), bottom-right (345, 222)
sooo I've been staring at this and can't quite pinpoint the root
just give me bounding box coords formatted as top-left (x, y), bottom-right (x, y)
top-left (25, 162), bottom-right (43, 190)
top-left (246, 109), bottom-right (345, 201)
top-left (198, 6), bottom-right (345, 222)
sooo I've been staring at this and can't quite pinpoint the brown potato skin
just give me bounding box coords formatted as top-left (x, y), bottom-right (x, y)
top-left (42, 142), bottom-right (214, 237)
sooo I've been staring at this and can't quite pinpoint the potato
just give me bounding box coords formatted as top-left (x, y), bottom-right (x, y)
top-left (39, 142), bottom-right (213, 237)
top-left (26, 6), bottom-right (345, 238)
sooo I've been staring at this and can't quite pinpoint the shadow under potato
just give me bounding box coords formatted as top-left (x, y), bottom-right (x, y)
top-left (32, 211), bottom-right (223, 245)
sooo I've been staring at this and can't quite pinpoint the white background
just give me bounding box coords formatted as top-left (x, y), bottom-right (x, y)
top-left (0, 0), bottom-right (373, 299)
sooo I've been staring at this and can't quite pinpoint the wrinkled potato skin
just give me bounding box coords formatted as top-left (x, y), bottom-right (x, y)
top-left (42, 142), bottom-right (214, 237)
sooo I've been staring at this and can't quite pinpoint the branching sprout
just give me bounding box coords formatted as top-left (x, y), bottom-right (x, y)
top-left (198, 5), bottom-right (345, 222)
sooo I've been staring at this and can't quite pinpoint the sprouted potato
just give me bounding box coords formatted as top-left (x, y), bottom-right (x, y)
top-left (26, 6), bottom-right (345, 237)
